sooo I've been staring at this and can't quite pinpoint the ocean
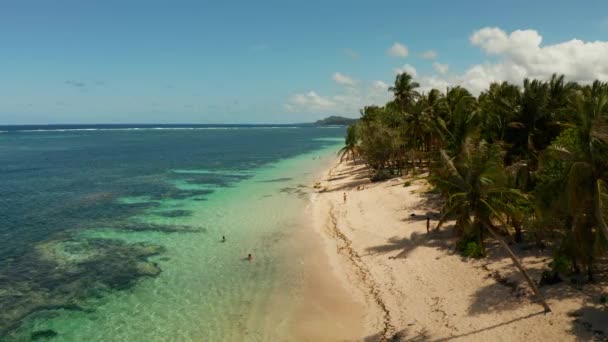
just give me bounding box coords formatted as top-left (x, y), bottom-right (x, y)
top-left (0, 125), bottom-right (346, 341)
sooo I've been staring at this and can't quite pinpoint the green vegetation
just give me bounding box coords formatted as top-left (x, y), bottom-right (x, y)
top-left (344, 72), bottom-right (608, 312)
top-left (315, 115), bottom-right (358, 126)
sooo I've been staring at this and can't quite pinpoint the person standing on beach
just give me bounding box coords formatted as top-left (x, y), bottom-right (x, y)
top-left (426, 217), bottom-right (430, 234)
top-left (343, 192), bottom-right (347, 203)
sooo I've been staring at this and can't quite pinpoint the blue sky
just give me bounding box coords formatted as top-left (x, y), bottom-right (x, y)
top-left (1, 0), bottom-right (607, 124)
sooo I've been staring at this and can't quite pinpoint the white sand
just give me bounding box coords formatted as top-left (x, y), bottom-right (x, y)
top-left (311, 159), bottom-right (608, 341)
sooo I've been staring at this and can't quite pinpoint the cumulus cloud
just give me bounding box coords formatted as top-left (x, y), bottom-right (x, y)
top-left (418, 76), bottom-right (452, 93)
top-left (387, 42), bottom-right (409, 57)
top-left (394, 64), bottom-right (417, 77)
top-left (433, 62), bottom-right (449, 74)
top-left (464, 27), bottom-right (608, 92)
top-left (285, 81), bottom-right (391, 115)
top-left (332, 72), bottom-right (359, 86)
top-left (373, 80), bottom-right (389, 90)
top-left (286, 27), bottom-right (608, 116)
top-left (287, 91), bottom-right (335, 111)
top-left (417, 27), bottom-right (608, 94)
top-left (420, 50), bottom-right (438, 59)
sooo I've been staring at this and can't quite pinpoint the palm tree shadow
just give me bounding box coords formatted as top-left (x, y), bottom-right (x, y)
top-left (467, 269), bottom-right (535, 316)
top-left (400, 211), bottom-right (440, 222)
top-left (467, 250), bottom-right (608, 339)
top-left (364, 228), bottom-right (454, 258)
top-left (322, 178), bottom-right (371, 193)
top-left (566, 305), bottom-right (608, 339)
top-left (364, 327), bottom-right (429, 342)
top-left (430, 311), bottom-right (545, 341)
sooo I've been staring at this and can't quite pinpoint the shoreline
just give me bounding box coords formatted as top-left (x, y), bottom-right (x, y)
top-left (310, 158), bottom-right (607, 341)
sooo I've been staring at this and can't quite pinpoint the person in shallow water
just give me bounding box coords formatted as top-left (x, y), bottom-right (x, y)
top-left (247, 253), bottom-right (253, 261)
top-left (222, 235), bottom-right (226, 242)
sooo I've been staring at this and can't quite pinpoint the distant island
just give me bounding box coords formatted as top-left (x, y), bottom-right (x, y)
top-left (314, 116), bottom-right (358, 126)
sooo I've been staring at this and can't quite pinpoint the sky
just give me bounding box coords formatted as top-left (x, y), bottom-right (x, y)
top-left (1, 0), bottom-right (607, 125)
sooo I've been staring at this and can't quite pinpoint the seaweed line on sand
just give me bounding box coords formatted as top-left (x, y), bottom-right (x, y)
top-left (327, 203), bottom-right (396, 340)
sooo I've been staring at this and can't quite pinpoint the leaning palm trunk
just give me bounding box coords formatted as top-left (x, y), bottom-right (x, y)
top-left (487, 225), bottom-right (551, 313)
top-left (594, 180), bottom-right (608, 240)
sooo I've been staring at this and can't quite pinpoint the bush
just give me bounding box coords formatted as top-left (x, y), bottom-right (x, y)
top-left (463, 242), bottom-right (484, 258)
top-left (549, 253), bottom-right (571, 274)
top-left (456, 234), bottom-right (484, 258)
top-left (370, 170), bottom-right (392, 182)
top-left (540, 252), bottom-right (571, 287)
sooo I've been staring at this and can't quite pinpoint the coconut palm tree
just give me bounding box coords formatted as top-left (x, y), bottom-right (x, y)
top-left (478, 81), bottom-right (520, 143)
top-left (433, 138), bottom-right (551, 312)
top-left (547, 74), bottom-right (578, 121)
top-left (338, 124), bottom-right (359, 162)
top-left (420, 89), bottom-right (448, 153)
top-left (547, 82), bottom-right (608, 279)
top-left (389, 72), bottom-right (420, 111)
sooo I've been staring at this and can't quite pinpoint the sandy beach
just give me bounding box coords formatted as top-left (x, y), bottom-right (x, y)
top-left (311, 159), bottom-right (608, 341)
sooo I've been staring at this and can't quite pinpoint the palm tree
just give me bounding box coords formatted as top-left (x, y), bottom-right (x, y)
top-left (560, 81), bottom-right (608, 239)
top-left (338, 124), bottom-right (359, 162)
top-left (507, 79), bottom-right (554, 158)
top-left (433, 138), bottom-right (551, 312)
top-left (389, 72), bottom-right (420, 111)
top-left (443, 87), bottom-right (478, 156)
top-left (420, 89), bottom-right (448, 153)
top-left (478, 81), bottom-right (520, 143)
top-left (547, 74), bottom-right (577, 120)
top-left (548, 82), bottom-right (608, 279)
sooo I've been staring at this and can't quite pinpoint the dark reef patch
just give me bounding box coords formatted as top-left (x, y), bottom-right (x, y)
top-left (259, 177), bottom-right (293, 183)
top-left (0, 237), bottom-right (165, 339)
top-left (31, 329), bottom-right (58, 340)
top-left (152, 188), bottom-right (214, 200)
top-left (153, 209), bottom-right (193, 218)
top-left (279, 186), bottom-right (309, 198)
top-left (107, 221), bottom-right (202, 233)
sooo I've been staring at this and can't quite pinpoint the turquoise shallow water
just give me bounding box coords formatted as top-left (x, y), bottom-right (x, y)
top-left (0, 127), bottom-right (344, 341)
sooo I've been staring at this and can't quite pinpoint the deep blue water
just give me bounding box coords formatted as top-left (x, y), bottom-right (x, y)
top-left (0, 125), bottom-right (344, 337)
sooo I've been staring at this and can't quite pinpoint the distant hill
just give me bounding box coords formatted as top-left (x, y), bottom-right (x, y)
top-left (314, 116), bottom-right (358, 126)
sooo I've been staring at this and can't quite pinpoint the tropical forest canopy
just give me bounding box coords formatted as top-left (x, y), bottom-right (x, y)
top-left (341, 72), bottom-right (608, 310)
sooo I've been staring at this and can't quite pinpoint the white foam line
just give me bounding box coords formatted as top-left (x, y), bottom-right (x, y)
top-left (15, 126), bottom-right (302, 133)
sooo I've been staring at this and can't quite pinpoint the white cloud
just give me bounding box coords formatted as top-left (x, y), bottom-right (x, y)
top-left (387, 42), bottom-right (409, 57)
top-left (344, 48), bottom-right (359, 59)
top-left (373, 80), bottom-right (389, 90)
top-left (463, 27), bottom-right (608, 92)
top-left (286, 27), bottom-right (608, 116)
top-left (418, 76), bottom-right (452, 93)
top-left (417, 27), bottom-right (608, 95)
top-left (285, 81), bottom-right (391, 115)
top-left (332, 72), bottom-right (359, 86)
top-left (433, 62), bottom-right (449, 74)
top-left (287, 91), bottom-right (335, 112)
top-left (394, 64), bottom-right (417, 77)
top-left (420, 50), bottom-right (438, 59)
